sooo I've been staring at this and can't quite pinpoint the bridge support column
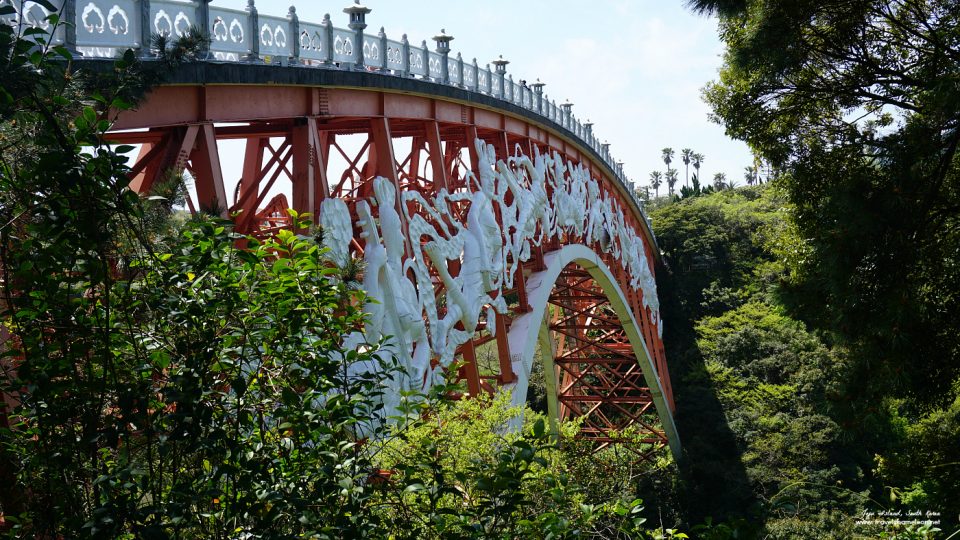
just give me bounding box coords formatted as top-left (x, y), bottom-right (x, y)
top-left (292, 117), bottom-right (329, 225)
top-left (190, 124), bottom-right (227, 217)
top-left (425, 121), bottom-right (448, 190)
top-left (234, 137), bottom-right (266, 233)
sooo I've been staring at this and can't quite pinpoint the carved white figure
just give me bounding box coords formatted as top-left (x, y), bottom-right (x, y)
top-left (425, 176), bottom-right (507, 363)
top-left (319, 197), bottom-right (352, 268)
top-left (337, 138), bottom-right (662, 401)
top-left (468, 166), bottom-right (505, 291)
top-left (358, 179), bottom-right (432, 388)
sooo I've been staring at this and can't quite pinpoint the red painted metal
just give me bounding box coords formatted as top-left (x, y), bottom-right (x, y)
top-left (108, 84), bottom-right (674, 455)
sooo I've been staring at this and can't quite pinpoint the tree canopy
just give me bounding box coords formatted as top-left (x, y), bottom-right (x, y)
top-left (701, 0), bottom-right (960, 403)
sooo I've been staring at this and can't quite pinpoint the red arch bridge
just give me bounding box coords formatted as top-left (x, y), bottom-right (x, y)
top-left (8, 0), bottom-right (680, 459)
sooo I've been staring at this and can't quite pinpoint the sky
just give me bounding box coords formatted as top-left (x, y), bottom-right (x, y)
top-left (234, 0), bottom-right (754, 193)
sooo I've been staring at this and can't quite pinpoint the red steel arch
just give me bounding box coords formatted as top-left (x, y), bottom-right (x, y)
top-left (108, 75), bottom-right (677, 458)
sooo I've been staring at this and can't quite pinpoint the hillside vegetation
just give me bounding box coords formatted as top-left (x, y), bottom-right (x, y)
top-left (647, 186), bottom-right (959, 538)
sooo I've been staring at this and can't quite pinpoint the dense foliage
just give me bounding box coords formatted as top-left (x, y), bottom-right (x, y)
top-left (650, 185), bottom-right (955, 538)
top-left (648, 0), bottom-right (960, 535)
top-left (697, 0), bottom-right (960, 413)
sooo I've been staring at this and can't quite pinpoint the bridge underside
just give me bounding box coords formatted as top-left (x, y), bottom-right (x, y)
top-left (109, 83), bottom-right (676, 459)
top-left (549, 266), bottom-right (669, 453)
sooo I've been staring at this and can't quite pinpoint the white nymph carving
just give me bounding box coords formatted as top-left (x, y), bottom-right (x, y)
top-left (324, 138), bottom-right (661, 395)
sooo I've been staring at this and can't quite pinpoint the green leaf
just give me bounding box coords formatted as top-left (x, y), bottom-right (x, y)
top-left (83, 106), bottom-right (97, 126)
top-left (52, 45), bottom-right (73, 60)
top-left (532, 418), bottom-right (545, 438)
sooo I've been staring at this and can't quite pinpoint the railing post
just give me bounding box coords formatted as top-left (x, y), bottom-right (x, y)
top-left (343, 0), bottom-right (371, 70)
top-left (401, 33), bottom-right (410, 76)
top-left (471, 58), bottom-right (479, 91)
top-left (288, 6), bottom-right (299, 64)
top-left (532, 80), bottom-right (545, 115)
top-left (422, 40), bottom-right (430, 79)
top-left (378, 27), bottom-right (388, 71)
top-left (322, 13), bottom-right (333, 65)
top-left (492, 55), bottom-right (508, 99)
top-left (432, 28), bottom-right (453, 85)
top-left (507, 74), bottom-right (514, 103)
top-left (245, 0), bottom-right (259, 62)
top-left (484, 63), bottom-right (492, 94)
top-left (139, 0), bottom-right (152, 57)
top-left (456, 52), bottom-right (464, 87)
top-left (602, 143), bottom-right (610, 163)
top-left (61, 0), bottom-right (78, 55)
top-left (560, 101), bottom-right (573, 130)
top-left (197, 0), bottom-right (211, 59)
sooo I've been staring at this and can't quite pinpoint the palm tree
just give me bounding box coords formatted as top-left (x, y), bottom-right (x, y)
top-left (666, 168), bottom-right (679, 195)
top-left (661, 147), bottom-right (674, 172)
top-left (681, 148), bottom-right (693, 188)
top-left (649, 170), bottom-right (663, 198)
top-left (713, 172), bottom-right (726, 190)
top-left (692, 152), bottom-right (704, 183)
top-left (744, 166), bottom-right (756, 186)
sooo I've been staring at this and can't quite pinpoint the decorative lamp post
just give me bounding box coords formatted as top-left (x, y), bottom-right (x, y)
top-left (531, 79), bottom-right (545, 114)
top-left (288, 6), bottom-right (299, 64)
top-left (343, 0), bottom-right (371, 69)
top-left (492, 55), bottom-right (509, 97)
top-left (560, 100), bottom-right (573, 129)
top-left (61, 0), bottom-right (79, 55)
top-left (245, 0), bottom-right (259, 62)
top-left (432, 28), bottom-right (454, 84)
top-left (197, 0), bottom-right (212, 59)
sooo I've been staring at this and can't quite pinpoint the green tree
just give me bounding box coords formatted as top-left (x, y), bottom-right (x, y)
top-left (648, 186), bottom-right (899, 536)
top-left (680, 148), bottom-right (693, 189)
top-left (692, 152), bottom-right (704, 183)
top-left (650, 170), bottom-right (664, 198)
top-left (699, 0), bottom-right (960, 403)
top-left (689, 0), bottom-right (960, 530)
top-left (661, 147), bottom-right (675, 172)
top-left (712, 172), bottom-right (726, 190)
top-left (666, 168), bottom-right (679, 196)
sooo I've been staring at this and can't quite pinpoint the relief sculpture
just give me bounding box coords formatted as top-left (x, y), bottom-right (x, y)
top-left (328, 138), bottom-right (661, 397)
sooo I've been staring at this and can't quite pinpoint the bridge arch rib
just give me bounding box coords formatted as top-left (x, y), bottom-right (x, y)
top-left (506, 244), bottom-right (680, 459)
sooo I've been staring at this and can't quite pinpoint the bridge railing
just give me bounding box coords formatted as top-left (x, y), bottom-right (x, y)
top-left (3, 0), bottom-right (649, 224)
